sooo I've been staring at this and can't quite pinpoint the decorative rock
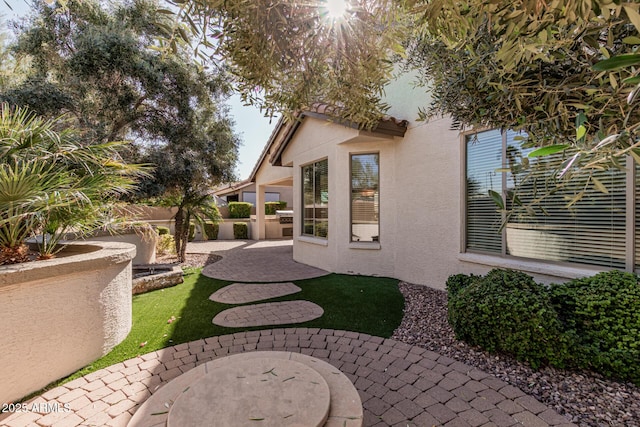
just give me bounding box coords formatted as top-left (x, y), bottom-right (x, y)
top-left (132, 265), bottom-right (183, 295)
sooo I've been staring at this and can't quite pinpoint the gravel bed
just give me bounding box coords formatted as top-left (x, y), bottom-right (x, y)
top-left (155, 252), bottom-right (221, 268)
top-left (391, 282), bottom-right (640, 427)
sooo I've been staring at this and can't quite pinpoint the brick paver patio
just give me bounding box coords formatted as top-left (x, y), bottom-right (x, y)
top-left (195, 240), bottom-right (329, 282)
top-left (0, 241), bottom-right (578, 426)
top-left (0, 328), bottom-right (576, 427)
top-left (209, 282), bottom-right (301, 304)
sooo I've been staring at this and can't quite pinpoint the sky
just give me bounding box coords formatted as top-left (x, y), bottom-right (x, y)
top-left (0, 0), bottom-right (279, 181)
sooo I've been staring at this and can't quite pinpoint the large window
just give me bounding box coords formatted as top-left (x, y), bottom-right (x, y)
top-left (466, 129), bottom-right (629, 270)
top-left (351, 153), bottom-right (379, 242)
top-left (302, 159), bottom-right (328, 238)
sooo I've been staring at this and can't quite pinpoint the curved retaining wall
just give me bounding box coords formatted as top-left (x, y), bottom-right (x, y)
top-left (0, 241), bottom-right (136, 404)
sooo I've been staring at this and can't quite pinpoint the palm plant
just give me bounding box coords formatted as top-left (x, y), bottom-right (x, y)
top-left (155, 191), bottom-right (222, 263)
top-left (0, 103), bottom-right (146, 264)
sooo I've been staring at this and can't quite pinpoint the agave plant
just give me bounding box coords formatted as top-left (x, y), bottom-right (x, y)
top-left (0, 103), bottom-right (146, 264)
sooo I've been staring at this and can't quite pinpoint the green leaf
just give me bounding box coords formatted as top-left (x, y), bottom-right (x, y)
top-left (592, 54), bottom-right (640, 71)
top-left (565, 192), bottom-right (584, 208)
top-left (527, 145), bottom-right (569, 157)
top-left (591, 177), bottom-right (609, 194)
top-left (622, 76), bottom-right (640, 85)
top-left (577, 125), bottom-right (587, 140)
top-left (622, 36), bottom-right (640, 45)
top-left (624, 6), bottom-right (640, 34)
top-left (629, 149), bottom-right (640, 165)
top-left (488, 190), bottom-right (504, 210)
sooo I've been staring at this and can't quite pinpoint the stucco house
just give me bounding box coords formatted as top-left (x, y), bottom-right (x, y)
top-left (245, 72), bottom-right (634, 290)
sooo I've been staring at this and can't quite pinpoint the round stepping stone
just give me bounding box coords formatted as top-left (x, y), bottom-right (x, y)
top-left (167, 358), bottom-right (330, 427)
top-left (127, 351), bottom-right (363, 427)
top-left (212, 300), bottom-right (324, 327)
top-left (209, 282), bottom-right (301, 304)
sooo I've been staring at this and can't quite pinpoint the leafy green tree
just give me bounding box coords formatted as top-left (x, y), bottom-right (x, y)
top-left (3, 0), bottom-right (240, 262)
top-left (174, 0), bottom-right (407, 127)
top-left (406, 1), bottom-right (640, 196)
top-left (134, 105), bottom-right (239, 262)
top-left (174, 1), bottom-right (640, 192)
top-left (3, 0), bottom-right (228, 146)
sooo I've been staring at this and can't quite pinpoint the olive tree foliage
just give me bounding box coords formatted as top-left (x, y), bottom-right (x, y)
top-left (172, 0), bottom-right (408, 127)
top-left (3, 0), bottom-right (227, 145)
top-left (165, 0), bottom-right (640, 213)
top-left (405, 0), bottom-right (640, 211)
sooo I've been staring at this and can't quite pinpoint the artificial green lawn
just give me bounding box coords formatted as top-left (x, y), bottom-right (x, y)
top-left (65, 268), bottom-right (404, 382)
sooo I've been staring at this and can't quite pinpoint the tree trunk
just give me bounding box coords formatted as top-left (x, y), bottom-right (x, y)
top-left (174, 208), bottom-right (185, 263)
top-left (179, 211), bottom-right (190, 263)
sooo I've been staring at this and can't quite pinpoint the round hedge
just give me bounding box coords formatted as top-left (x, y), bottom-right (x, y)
top-left (550, 270), bottom-right (640, 384)
top-left (447, 269), bottom-right (569, 369)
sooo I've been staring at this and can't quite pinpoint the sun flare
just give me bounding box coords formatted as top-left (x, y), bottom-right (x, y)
top-left (323, 0), bottom-right (349, 20)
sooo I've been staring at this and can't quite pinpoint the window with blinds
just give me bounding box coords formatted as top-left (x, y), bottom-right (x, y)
top-left (466, 129), bottom-right (628, 270)
top-left (302, 159), bottom-right (328, 238)
top-left (351, 153), bottom-right (379, 242)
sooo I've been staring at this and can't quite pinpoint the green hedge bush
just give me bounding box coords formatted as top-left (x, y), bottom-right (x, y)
top-left (233, 222), bottom-right (248, 239)
top-left (155, 226), bottom-right (170, 236)
top-left (447, 269), bottom-right (570, 369)
top-left (447, 268), bottom-right (640, 384)
top-left (265, 201), bottom-right (287, 215)
top-left (203, 222), bottom-right (219, 240)
top-left (445, 273), bottom-right (476, 298)
top-left (550, 270), bottom-right (640, 384)
top-left (228, 202), bottom-right (252, 218)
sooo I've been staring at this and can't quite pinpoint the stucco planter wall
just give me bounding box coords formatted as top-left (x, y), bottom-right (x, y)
top-left (0, 241), bottom-right (136, 404)
top-left (80, 227), bottom-right (156, 265)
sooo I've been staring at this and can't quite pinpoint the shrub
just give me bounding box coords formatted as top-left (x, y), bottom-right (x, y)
top-left (233, 222), bottom-right (248, 239)
top-left (156, 234), bottom-right (176, 256)
top-left (228, 202), bottom-right (252, 218)
top-left (265, 201), bottom-right (287, 215)
top-left (188, 223), bottom-right (195, 241)
top-left (445, 273), bottom-right (475, 297)
top-left (156, 226), bottom-right (170, 236)
top-left (203, 222), bottom-right (219, 240)
top-left (550, 271), bottom-right (640, 384)
top-left (447, 269), bottom-right (570, 369)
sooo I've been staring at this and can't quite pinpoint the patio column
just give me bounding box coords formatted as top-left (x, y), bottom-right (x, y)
top-left (253, 184), bottom-right (266, 240)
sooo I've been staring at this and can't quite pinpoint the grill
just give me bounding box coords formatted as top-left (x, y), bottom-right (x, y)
top-left (276, 210), bottom-right (294, 224)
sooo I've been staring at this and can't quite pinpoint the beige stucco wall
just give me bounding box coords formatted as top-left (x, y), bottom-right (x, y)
top-left (0, 242), bottom-right (135, 404)
top-left (86, 230), bottom-right (156, 265)
top-left (277, 99), bottom-right (601, 289)
top-left (281, 115), bottom-right (457, 285)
